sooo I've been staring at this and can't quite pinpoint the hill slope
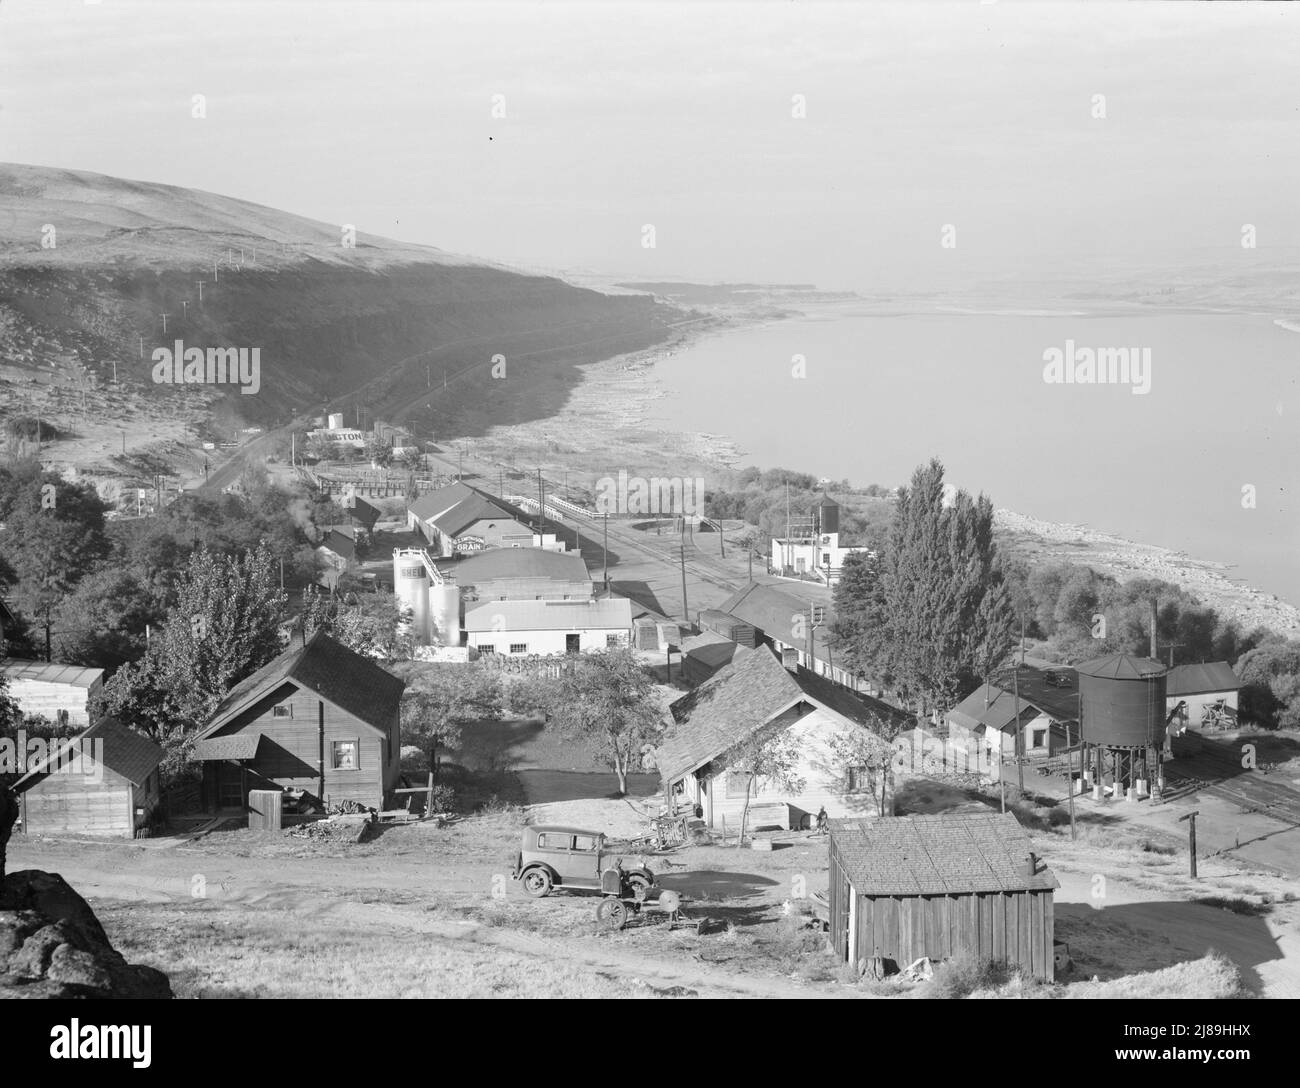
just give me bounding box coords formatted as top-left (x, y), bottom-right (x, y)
top-left (0, 163), bottom-right (683, 448)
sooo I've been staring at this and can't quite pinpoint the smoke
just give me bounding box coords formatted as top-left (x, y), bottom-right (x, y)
top-left (287, 496), bottom-right (316, 539)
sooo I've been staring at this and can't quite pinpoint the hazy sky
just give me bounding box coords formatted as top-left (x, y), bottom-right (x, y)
top-left (2, 1), bottom-right (1299, 291)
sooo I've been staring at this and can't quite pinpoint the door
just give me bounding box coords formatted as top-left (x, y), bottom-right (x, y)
top-left (848, 893), bottom-right (858, 964)
top-left (566, 633), bottom-right (581, 654)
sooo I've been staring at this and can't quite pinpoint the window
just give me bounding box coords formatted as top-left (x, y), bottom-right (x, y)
top-left (606, 634), bottom-right (621, 648)
top-left (478, 644), bottom-right (496, 654)
top-left (331, 739), bottom-right (359, 770)
top-left (1031, 728), bottom-right (1047, 749)
top-left (726, 771), bottom-right (755, 798)
top-left (272, 704), bottom-right (291, 718)
top-left (572, 834), bottom-right (598, 851)
top-left (846, 764), bottom-right (871, 792)
top-left (510, 642), bottom-right (528, 654)
top-left (536, 833), bottom-right (570, 850)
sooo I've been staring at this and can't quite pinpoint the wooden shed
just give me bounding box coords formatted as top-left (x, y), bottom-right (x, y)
top-left (14, 718), bottom-right (164, 839)
top-left (828, 813), bottom-right (1059, 981)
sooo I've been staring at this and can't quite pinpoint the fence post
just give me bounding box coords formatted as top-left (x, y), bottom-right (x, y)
top-left (426, 771), bottom-right (434, 816)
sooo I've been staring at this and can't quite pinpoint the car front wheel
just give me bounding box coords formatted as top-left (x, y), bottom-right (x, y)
top-left (522, 869), bottom-right (553, 898)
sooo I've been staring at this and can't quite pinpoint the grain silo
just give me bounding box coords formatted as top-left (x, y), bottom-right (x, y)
top-left (429, 583), bottom-right (461, 647)
top-left (1076, 653), bottom-right (1168, 801)
top-left (393, 548), bottom-right (432, 644)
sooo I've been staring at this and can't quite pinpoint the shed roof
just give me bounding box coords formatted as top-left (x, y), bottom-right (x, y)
top-left (193, 734), bottom-right (264, 761)
top-left (1075, 654), bottom-right (1167, 680)
top-left (463, 597), bottom-right (632, 633)
top-left (829, 813), bottom-right (1059, 896)
top-left (716, 582), bottom-right (835, 659)
top-left (947, 684), bottom-right (1052, 734)
top-left (452, 547), bottom-right (590, 583)
top-left (656, 645), bottom-right (912, 783)
top-left (1166, 661), bottom-right (1240, 697)
top-left (1, 660), bottom-right (104, 688)
top-left (317, 528), bottom-right (357, 561)
top-left (195, 631), bottom-right (405, 739)
top-left (14, 717), bottom-right (163, 790)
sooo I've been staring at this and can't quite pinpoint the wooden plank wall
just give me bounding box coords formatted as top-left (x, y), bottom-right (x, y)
top-left (853, 889), bottom-right (1055, 981)
top-left (22, 766), bottom-right (132, 836)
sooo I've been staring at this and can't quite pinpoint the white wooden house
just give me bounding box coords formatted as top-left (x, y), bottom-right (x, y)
top-left (655, 645), bottom-right (915, 832)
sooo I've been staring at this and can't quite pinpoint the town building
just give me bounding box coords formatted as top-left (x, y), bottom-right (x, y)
top-left (713, 581), bottom-right (859, 691)
top-left (769, 494), bottom-right (871, 587)
top-left (191, 631), bottom-right (405, 814)
top-left (656, 644), bottom-right (914, 832)
top-left (406, 482), bottom-right (563, 555)
top-left (1166, 661), bottom-right (1240, 728)
top-left (0, 660), bottom-right (105, 728)
top-left (13, 718), bottom-right (164, 839)
top-left (946, 683), bottom-right (1075, 772)
top-left (679, 630), bottom-right (753, 686)
top-left (463, 598), bottom-right (633, 656)
top-left (828, 813), bottom-right (1060, 980)
top-left (315, 526), bottom-right (358, 578)
top-left (450, 547), bottom-right (592, 604)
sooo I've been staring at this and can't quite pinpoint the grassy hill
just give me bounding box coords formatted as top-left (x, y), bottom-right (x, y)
top-left (0, 163), bottom-right (683, 447)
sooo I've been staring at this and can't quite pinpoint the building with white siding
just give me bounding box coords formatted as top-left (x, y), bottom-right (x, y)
top-left (656, 644), bottom-right (915, 832)
top-left (1, 661), bottom-right (105, 728)
top-left (464, 598), bottom-right (633, 656)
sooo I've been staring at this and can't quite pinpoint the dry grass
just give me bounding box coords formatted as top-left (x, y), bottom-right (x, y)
top-left (96, 900), bottom-right (649, 999)
top-left (1063, 953), bottom-right (1251, 1000)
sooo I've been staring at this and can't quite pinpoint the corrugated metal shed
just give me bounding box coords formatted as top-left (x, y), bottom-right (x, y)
top-left (1, 661), bottom-right (104, 688)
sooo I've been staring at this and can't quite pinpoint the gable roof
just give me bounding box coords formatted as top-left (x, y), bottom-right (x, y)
top-left (1, 660), bottom-right (104, 689)
top-left (349, 496), bottom-right (381, 528)
top-left (829, 813), bottom-right (1059, 896)
top-left (432, 494), bottom-right (525, 538)
top-left (681, 630), bottom-right (753, 670)
top-left (408, 481), bottom-right (477, 522)
top-left (464, 597), bottom-right (632, 633)
top-left (316, 528), bottom-right (357, 561)
top-left (656, 645), bottom-right (912, 783)
top-left (717, 581), bottom-right (835, 659)
top-left (195, 631), bottom-right (405, 739)
top-left (947, 684), bottom-right (1053, 734)
top-left (452, 547), bottom-right (590, 584)
top-left (14, 717), bottom-right (163, 791)
top-left (1166, 661), bottom-right (1240, 697)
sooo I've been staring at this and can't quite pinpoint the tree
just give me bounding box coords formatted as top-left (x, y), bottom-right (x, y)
top-left (301, 588), bottom-right (413, 661)
top-left (725, 728), bottom-right (805, 845)
top-left (1235, 640), bottom-right (1300, 727)
top-left (92, 542), bottom-right (288, 737)
top-left (50, 567), bottom-right (163, 669)
top-left (400, 664), bottom-right (504, 778)
top-left (365, 436), bottom-right (394, 468)
top-left (526, 648), bottom-right (662, 795)
top-left (834, 460), bottom-right (1014, 715)
top-left (826, 722), bottom-right (899, 819)
top-left (305, 433), bottom-right (335, 462)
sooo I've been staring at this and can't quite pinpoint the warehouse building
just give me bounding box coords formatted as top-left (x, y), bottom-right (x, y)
top-left (407, 482), bottom-right (563, 555)
top-left (463, 598), bottom-right (632, 656)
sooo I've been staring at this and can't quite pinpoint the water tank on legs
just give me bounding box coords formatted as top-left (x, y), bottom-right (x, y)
top-left (1076, 653), bottom-right (1168, 748)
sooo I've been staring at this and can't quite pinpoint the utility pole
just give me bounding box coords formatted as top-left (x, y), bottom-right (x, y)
top-left (602, 512), bottom-right (610, 592)
top-left (719, 518), bottom-right (725, 558)
top-left (196, 280), bottom-right (205, 302)
top-left (1178, 810), bottom-right (1200, 878)
top-left (161, 313), bottom-right (170, 334)
top-left (111, 359), bottom-right (118, 384)
top-left (1013, 663), bottom-right (1024, 793)
top-left (1067, 718), bottom-right (1076, 840)
top-left (138, 335), bottom-right (144, 359)
top-left (680, 536), bottom-right (689, 625)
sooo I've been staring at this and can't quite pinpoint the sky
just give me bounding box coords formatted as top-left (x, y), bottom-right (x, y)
top-left (2, 1), bottom-right (1299, 293)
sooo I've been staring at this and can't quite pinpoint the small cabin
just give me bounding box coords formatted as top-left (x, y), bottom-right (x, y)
top-left (14, 718), bottom-right (163, 839)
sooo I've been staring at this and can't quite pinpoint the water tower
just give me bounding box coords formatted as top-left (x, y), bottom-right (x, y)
top-left (814, 493), bottom-right (840, 536)
top-left (1076, 653), bottom-right (1168, 800)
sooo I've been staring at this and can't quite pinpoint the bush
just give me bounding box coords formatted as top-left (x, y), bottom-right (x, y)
top-left (429, 783), bottom-right (459, 812)
top-left (926, 954), bottom-right (1012, 999)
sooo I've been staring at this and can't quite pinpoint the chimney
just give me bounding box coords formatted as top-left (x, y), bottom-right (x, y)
top-left (781, 647), bottom-right (800, 672)
top-left (1025, 851), bottom-right (1037, 877)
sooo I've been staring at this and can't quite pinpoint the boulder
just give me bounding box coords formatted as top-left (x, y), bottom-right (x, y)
top-left (0, 870), bottom-right (172, 999)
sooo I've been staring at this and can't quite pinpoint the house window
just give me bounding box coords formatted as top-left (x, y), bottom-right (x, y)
top-left (1031, 728), bottom-right (1047, 749)
top-left (272, 704), bottom-right (291, 718)
top-left (510, 643), bottom-right (528, 654)
top-left (846, 764), bottom-right (871, 793)
top-left (331, 739), bottom-right (359, 770)
top-left (726, 771), bottom-right (755, 798)
top-left (478, 644), bottom-right (496, 655)
top-left (606, 634), bottom-right (621, 648)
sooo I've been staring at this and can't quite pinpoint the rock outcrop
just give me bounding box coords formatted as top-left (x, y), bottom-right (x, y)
top-left (0, 870), bottom-right (172, 999)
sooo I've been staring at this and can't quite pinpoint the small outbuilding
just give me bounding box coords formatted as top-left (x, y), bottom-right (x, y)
top-left (14, 718), bottom-right (164, 839)
top-left (1166, 661), bottom-right (1240, 728)
top-left (828, 812), bottom-right (1060, 981)
top-left (0, 660), bottom-right (105, 728)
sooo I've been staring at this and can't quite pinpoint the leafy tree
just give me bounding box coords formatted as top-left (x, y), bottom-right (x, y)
top-left (1235, 640), bottom-right (1300, 727)
top-left (523, 647), bottom-right (661, 795)
top-left (399, 664), bottom-right (504, 778)
top-left (725, 728), bottom-right (805, 845)
top-left (300, 588), bottom-right (413, 661)
top-left (305, 432), bottom-right (335, 461)
top-left (92, 542), bottom-right (288, 736)
top-left (50, 567), bottom-right (163, 669)
top-left (825, 723), bottom-right (899, 818)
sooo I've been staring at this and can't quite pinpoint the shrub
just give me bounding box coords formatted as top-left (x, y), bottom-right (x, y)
top-left (429, 783), bottom-right (459, 813)
top-left (927, 954), bottom-right (1012, 999)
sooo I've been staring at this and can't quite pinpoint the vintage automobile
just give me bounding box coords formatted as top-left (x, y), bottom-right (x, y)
top-left (511, 824), bottom-right (656, 901)
top-left (1045, 670), bottom-right (1073, 689)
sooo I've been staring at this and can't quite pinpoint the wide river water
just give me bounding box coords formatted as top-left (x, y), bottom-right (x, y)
top-left (651, 309), bottom-right (1300, 607)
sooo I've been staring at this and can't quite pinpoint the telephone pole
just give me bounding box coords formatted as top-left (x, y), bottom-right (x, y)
top-left (1178, 810), bottom-right (1200, 879)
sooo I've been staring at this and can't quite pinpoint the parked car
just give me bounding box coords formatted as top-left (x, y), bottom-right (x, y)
top-left (511, 824), bottom-right (655, 899)
top-left (1045, 670), bottom-right (1073, 688)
